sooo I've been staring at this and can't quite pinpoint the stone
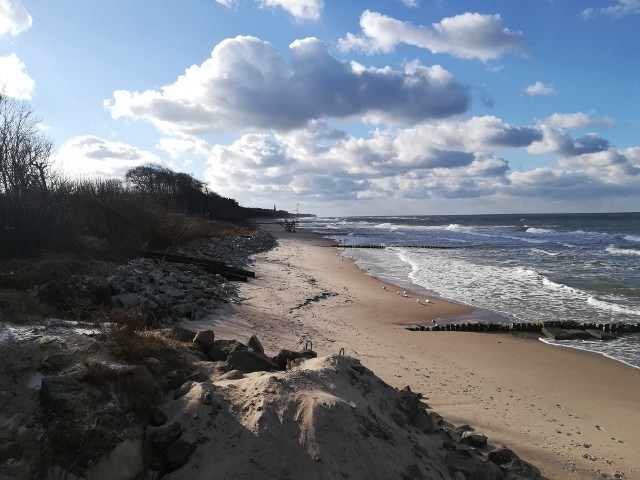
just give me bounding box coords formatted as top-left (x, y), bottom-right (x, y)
top-left (193, 330), bottom-right (215, 352)
top-left (120, 365), bottom-right (158, 398)
top-left (173, 325), bottom-right (197, 342)
top-left (585, 329), bottom-right (617, 340)
top-left (488, 447), bottom-right (540, 479)
top-left (164, 439), bottom-right (196, 472)
top-left (115, 293), bottom-right (140, 308)
top-left (445, 450), bottom-right (482, 477)
top-left (147, 422), bottom-right (182, 453)
top-left (124, 279), bottom-right (143, 293)
top-left (86, 438), bottom-right (143, 480)
top-left (187, 371), bottom-right (208, 383)
top-left (248, 335), bottom-right (264, 354)
top-left (41, 352), bottom-right (71, 371)
top-left (200, 388), bottom-right (214, 405)
top-left (220, 370), bottom-right (244, 380)
top-left (226, 350), bottom-right (281, 373)
top-left (172, 303), bottom-right (194, 317)
top-left (207, 339), bottom-right (248, 362)
top-left (487, 447), bottom-right (519, 466)
top-left (0, 441), bottom-right (21, 462)
top-left (460, 431), bottom-right (488, 449)
top-left (174, 381), bottom-right (194, 399)
top-left (149, 409), bottom-right (168, 427)
top-left (541, 327), bottom-right (592, 341)
top-left (273, 349), bottom-right (317, 370)
top-left (163, 276), bottom-right (178, 286)
top-left (474, 461), bottom-right (505, 480)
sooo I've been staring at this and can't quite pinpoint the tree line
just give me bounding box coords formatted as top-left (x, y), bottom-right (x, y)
top-left (0, 93), bottom-right (288, 259)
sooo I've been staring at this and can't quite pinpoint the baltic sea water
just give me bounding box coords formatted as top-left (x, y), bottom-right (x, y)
top-left (297, 213), bottom-right (640, 369)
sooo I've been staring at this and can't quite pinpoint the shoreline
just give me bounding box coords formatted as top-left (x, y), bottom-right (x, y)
top-left (198, 224), bottom-right (640, 480)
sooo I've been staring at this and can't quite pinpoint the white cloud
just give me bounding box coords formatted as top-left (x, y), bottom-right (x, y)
top-left (524, 81), bottom-right (555, 97)
top-left (213, 0), bottom-right (323, 20)
top-left (582, 0), bottom-right (640, 19)
top-left (544, 112), bottom-right (610, 129)
top-left (0, 53), bottom-right (34, 99)
top-left (401, 0), bottom-right (419, 7)
top-left (0, 0), bottom-right (31, 36)
top-left (338, 11), bottom-right (526, 61)
top-left (105, 36), bottom-right (469, 135)
top-left (54, 135), bottom-right (173, 178)
top-left (259, 0), bottom-right (323, 21)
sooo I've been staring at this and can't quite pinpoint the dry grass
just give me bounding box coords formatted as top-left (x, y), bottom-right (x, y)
top-left (100, 308), bottom-right (190, 370)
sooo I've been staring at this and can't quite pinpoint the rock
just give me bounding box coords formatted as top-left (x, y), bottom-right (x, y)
top-left (114, 293), bottom-right (140, 308)
top-left (193, 330), bottom-right (215, 352)
top-left (164, 439), bottom-right (196, 472)
top-left (220, 370), bottom-right (244, 380)
top-left (163, 276), bottom-right (178, 286)
top-left (120, 365), bottom-right (158, 398)
top-left (200, 388), bottom-right (214, 405)
top-left (174, 381), bottom-right (194, 399)
top-left (172, 303), bottom-right (194, 317)
top-left (40, 376), bottom-right (84, 412)
top-left (455, 424), bottom-right (474, 433)
top-left (461, 431), bottom-right (488, 449)
top-left (146, 358), bottom-right (163, 375)
top-left (187, 371), bottom-right (209, 383)
top-left (41, 352), bottom-right (71, 371)
top-left (147, 422), bottom-right (182, 453)
top-left (248, 335), bottom-right (264, 354)
top-left (86, 438), bottom-right (143, 480)
top-left (391, 408), bottom-right (408, 428)
top-left (445, 450), bottom-right (482, 477)
top-left (226, 350), bottom-right (281, 373)
top-left (273, 349), bottom-right (317, 370)
top-left (488, 447), bottom-right (541, 479)
top-left (173, 325), bottom-right (197, 342)
top-left (207, 339), bottom-right (248, 362)
top-left (487, 447), bottom-right (519, 466)
top-left (474, 460), bottom-right (505, 480)
top-left (0, 441), bottom-right (21, 462)
top-left (149, 409), bottom-right (168, 427)
top-left (124, 279), bottom-right (143, 293)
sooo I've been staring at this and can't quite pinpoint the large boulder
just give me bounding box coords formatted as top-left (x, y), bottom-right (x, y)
top-left (40, 376), bottom-right (85, 412)
top-left (86, 438), bottom-right (143, 480)
top-left (226, 350), bottom-right (281, 373)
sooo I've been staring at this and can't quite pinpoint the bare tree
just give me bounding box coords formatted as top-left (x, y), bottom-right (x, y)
top-left (0, 93), bottom-right (54, 197)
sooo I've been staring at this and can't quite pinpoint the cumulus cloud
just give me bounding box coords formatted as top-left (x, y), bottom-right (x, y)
top-left (401, 0), bottom-right (419, 7)
top-left (544, 112), bottom-right (614, 129)
top-left (54, 135), bottom-right (173, 178)
top-left (0, 0), bottom-right (31, 36)
top-left (523, 81), bottom-right (555, 97)
top-left (338, 11), bottom-right (526, 61)
top-left (582, 0), bottom-right (640, 19)
top-left (153, 113), bottom-right (639, 210)
top-left (105, 36), bottom-right (469, 135)
top-left (0, 53), bottom-right (34, 99)
top-left (259, 0), bottom-right (323, 21)
top-left (213, 0), bottom-right (323, 20)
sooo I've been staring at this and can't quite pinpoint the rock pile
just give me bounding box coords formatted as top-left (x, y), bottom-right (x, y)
top-left (36, 229), bottom-right (276, 324)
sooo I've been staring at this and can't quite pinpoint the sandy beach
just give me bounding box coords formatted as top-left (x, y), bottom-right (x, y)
top-left (192, 223), bottom-right (640, 480)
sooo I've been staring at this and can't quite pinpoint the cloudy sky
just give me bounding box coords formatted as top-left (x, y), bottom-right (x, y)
top-left (1, 0), bottom-right (639, 215)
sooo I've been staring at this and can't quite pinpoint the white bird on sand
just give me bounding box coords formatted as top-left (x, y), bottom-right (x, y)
top-left (397, 291), bottom-right (400, 295)
top-left (382, 286), bottom-right (386, 290)
top-left (424, 299), bottom-right (431, 303)
top-left (403, 290), bottom-right (407, 294)
top-left (416, 299), bottom-right (420, 303)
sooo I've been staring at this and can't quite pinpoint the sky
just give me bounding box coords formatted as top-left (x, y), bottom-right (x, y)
top-left (1, 0), bottom-right (639, 216)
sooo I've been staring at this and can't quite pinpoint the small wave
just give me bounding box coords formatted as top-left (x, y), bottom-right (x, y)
top-left (526, 227), bottom-right (555, 234)
top-left (531, 248), bottom-right (560, 257)
top-left (625, 235), bottom-right (640, 242)
top-left (542, 277), bottom-right (579, 294)
top-left (503, 234), bottom-right (547, 244)
top-left (587, 296), bottom-right (640, 316)
top-left (606, 246), bottom-right (640, 256)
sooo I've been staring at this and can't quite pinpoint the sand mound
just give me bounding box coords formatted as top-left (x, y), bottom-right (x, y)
top-left (157, 355), bottom-right (537, 479)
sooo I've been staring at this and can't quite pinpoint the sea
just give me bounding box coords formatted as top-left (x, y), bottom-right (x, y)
top-left (296, 213), bottom-right (640, 369)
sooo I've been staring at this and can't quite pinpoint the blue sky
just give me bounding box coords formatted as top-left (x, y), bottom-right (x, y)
top-left (1, 0), bottom-right (639, 215)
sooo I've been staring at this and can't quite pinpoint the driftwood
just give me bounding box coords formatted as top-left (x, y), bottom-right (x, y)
top-left (141, 251), bottom-right (255, 282)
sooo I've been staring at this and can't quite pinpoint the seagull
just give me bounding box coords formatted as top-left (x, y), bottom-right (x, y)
top-left (416, 299), bottom-right (420, 303)
top-left (382, 286), bottom-right (386, 290)
top-left (403, 290), bottom-right (407, 294)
